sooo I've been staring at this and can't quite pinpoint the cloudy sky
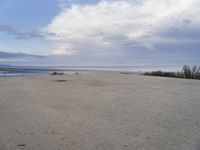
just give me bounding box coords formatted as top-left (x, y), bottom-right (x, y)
top-left (0, 0), bottom-right (200, 66)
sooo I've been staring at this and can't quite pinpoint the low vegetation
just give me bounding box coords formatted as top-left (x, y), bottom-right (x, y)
top-left (144, 65), bottom-right (200, 80)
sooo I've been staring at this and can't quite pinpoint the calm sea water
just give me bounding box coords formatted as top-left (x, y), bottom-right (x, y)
top-left (0, 66), bottom-right (180, 77)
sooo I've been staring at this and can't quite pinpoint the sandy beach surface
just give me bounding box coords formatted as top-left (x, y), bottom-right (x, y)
top-left (0, 72), bottom-right (200, 150)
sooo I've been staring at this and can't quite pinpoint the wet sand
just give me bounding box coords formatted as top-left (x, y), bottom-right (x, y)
top-left (0, 72), bottom-right (200, 150)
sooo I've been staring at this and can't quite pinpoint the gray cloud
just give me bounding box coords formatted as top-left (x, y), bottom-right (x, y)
top-left (156, 20), bottom-right (200, 40)
top-left (0, 51), bottom-right (45, 59)
top-left (0, 24), bottom-right (44, 39)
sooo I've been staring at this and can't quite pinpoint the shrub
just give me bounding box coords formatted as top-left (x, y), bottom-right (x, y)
top-left (144, 65), bottom-right (200, 80)
top-left (183, 65), bottom-right (192, 78)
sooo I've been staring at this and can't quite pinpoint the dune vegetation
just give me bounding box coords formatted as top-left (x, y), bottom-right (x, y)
top-left (144, 65), bottom-right (200, 80)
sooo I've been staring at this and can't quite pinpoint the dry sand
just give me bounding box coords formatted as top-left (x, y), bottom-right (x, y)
top-left (0, 72), bottom-right (200, 150)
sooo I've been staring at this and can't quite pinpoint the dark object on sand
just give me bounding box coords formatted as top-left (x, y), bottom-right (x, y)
top-left (75, 72), bottom-right (78, 75)
top-left (51, 72), bottom-right (64, 75)
top-left (17, 144), bottom-right (26, 147)
top-left (120, 72), bottom-right (133, 74)
top-left (55, 80), bottom-right (67, 82)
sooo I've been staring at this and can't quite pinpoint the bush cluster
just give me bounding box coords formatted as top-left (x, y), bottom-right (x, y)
top-left (144, 65), bottom-right (200, 80)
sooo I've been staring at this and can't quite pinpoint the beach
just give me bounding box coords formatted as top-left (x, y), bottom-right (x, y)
top-left (0, 72), bottom-right (200, 150)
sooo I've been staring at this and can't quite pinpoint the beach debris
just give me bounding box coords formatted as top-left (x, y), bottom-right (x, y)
top-left (17, 144), bottom-right (26, 147)
top-left (50, 72), bottom-right (64, 75)
top-left (75, 72), bottom-right (78, 75)
top-left (120, 72), bottom-right (133, 74)
top-left (146, 136), bottom-right (150, 140)
top-left (55, 80), bottom-right (67, 82)
top-left (120, 145), bottom-right (128, 150)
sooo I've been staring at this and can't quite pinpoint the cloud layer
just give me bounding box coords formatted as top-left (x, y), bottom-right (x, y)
top-left (0, 51), bottom-right (45, 63)
top-left (42, 0), bottom-right (200, 65)
top-left (0, 24), bottom-right (43, 39)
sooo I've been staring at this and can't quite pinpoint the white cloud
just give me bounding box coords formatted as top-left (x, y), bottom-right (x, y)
top-left (43, 0), bottom-right (200, 55)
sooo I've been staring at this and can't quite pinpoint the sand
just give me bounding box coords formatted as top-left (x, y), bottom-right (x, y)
top-left (0, 72), bottom-right (200, 150)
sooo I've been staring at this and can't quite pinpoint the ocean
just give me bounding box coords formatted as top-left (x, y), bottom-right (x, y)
top-left (0, 66), bottom-right (180, 77)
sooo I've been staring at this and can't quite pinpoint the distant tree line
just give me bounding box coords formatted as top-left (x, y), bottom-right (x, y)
top-left (144, 65), bottom-right (200, 80)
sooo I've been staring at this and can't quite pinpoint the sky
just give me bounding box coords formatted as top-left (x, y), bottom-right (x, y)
top-left (0, 0), bottom-right (200, 66)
